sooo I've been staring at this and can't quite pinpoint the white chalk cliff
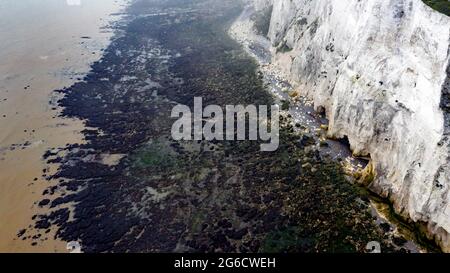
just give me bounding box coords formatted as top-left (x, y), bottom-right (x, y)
top-left (233, 0), bottom-right (450, 251)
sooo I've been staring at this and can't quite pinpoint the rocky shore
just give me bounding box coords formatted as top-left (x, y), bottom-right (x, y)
top-left (18, 0), bottom-right (436, 253)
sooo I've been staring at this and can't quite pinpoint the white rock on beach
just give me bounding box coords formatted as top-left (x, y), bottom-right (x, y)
top-left (232, 0), bottom-right (450, 252)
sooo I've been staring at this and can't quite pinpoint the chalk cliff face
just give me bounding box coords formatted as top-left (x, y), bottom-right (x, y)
top-left (239, 0), bottom-right (450, 251)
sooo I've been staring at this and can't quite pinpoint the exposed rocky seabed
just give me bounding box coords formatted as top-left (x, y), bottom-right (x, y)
top-left (13, 0), bottom-right (448, 253)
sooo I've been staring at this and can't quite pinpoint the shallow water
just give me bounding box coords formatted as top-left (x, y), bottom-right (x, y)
top-left (0, 0), bottom-right (126, 252)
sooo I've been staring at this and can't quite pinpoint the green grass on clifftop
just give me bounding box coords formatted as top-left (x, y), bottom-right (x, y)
top-left (423, 0), bottom-right (450, 16)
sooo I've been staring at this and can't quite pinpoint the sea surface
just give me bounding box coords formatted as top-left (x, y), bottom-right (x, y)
top-left (0, 0), bottom-right (126, 252)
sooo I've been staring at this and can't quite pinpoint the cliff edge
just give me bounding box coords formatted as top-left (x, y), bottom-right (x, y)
top-left (233, 0), bottom-right (450, 251)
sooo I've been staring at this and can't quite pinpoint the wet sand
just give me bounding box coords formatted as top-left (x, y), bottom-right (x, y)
top-left (0, 0), bottom-right (126, 252)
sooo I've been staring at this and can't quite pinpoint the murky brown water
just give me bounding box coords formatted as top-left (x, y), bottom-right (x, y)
top-left (0, 0), bottom-right (126, 252)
